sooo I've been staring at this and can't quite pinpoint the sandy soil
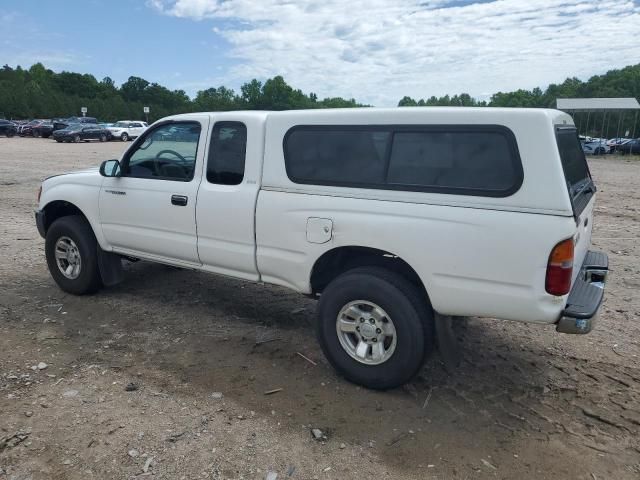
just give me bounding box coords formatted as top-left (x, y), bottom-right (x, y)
top-left (1, 137), bottom-right (639, 480)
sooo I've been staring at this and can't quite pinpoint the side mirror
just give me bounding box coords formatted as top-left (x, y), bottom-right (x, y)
top-left (99, 159), bottom-right (121, 177)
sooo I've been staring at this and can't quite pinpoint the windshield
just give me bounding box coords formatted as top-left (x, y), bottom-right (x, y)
top-left (557, 127), bottom-right (594, 216)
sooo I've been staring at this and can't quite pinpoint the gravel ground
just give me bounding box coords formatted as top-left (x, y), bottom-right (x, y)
top-left (1, 137), bottom-right (639, 480)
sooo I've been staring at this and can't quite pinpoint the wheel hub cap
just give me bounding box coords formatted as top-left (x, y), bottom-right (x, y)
top-left (336, 300), bottom-right (397, 365)
top-left (54, 236), bottom-right (82, 280)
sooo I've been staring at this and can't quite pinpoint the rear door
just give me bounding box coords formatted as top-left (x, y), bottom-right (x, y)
top-left (82, 126), bottom-right (97, 140)
top-left (195, 115), bottom-right (263, 280)
top-left (129, 122), bottom-right (143, 138)
top-left (556, 127), bottom-right (595, 277)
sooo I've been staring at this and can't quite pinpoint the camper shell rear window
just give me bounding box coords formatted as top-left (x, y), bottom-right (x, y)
top-left (556, 127), bottom-right (595, 216)
top-left (283, 125), bottom-right (523, 197)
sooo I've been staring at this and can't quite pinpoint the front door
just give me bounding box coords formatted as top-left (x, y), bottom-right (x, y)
top-left (99, 116), bottom-right (209, 265)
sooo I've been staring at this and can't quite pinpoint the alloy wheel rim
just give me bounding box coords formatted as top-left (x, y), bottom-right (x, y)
top-left (54, 236), bottom-right (82, 279)
top-left (336, 300), bottom-right (397, 365)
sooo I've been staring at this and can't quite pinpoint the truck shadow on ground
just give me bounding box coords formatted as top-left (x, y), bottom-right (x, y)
top-left (19, 260), bottom-right (640, 476)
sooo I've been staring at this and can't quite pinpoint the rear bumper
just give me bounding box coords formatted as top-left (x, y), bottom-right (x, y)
top-left (556, 251), bottom-right (608, 334)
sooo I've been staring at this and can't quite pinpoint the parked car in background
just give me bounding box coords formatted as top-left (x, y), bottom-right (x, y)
top-left (609, 138), bottom-right (632, 153)
top-left (32, 122), bottom-right (55, 138)
top-left (0, 119), bottom-right (17, 137)
top-left (107, 121), bottom-right (148, 141)
top-left (582, 141), bottom-right (610, 155)
top-left (19, 119), bottom-right (48, 136)
top-left (52, 124), bottom-right (111, 143)
top-left (607, 137), bottom-right (629, 146)
top-left (53, 116), bottom-right (98, 132)
top-left (617, 139), bottom-right (640, 155)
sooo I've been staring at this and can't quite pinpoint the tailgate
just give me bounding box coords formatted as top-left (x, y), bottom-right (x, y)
top-left (572, 196), bottom-right (594, 283)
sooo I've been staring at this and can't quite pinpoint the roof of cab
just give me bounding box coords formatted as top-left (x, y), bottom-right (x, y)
top-left (167, 107), bottom-right (573, 125)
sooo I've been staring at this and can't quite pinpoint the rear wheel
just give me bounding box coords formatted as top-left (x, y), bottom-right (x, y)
top-left (45, 215), bottom-right (102, 295)
top-left (121, 132), bottom-right (129, 142)
top-left (73, 134), bottom-right (81, 143)
top-left (99, 133), bottom-right (107, 142)
top-left (317, 267), bottom-right (433, 389)
top-left (6, 130), bottom-right (15, 138)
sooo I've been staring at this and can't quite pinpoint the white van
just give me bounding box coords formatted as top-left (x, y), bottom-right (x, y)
top-left (35, 107), bottom-right (608, 389)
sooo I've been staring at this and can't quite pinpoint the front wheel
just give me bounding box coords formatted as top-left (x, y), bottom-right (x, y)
top-left (6, 130), bottom-right (15, 138)
top-left (99, 133), bottom-right (107, 142)
top-left (317, 267), bottom-right (433, 389)
top-left (73, 134), bottom-right (81, 143)
top-left (45, 215), bottom-right (102, 295)
top-left (121, 132), bottom-right (129, 142)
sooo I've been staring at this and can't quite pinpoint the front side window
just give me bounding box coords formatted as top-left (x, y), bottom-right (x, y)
top-left (284, 125), bottom-right (522, 196)
top-left (123, 122), bottom-right (201, 181)
top-left (206, 122), bottom-right (247, 185)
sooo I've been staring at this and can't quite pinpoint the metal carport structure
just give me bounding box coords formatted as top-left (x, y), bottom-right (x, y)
top-left (556, 98), bottom-right (640, 142)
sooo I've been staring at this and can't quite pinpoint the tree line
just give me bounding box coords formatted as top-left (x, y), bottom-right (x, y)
top-left (399, 63), bottom-right (640, 137)
top-left (1, 62), bottom-right (639, 137)
top-left (0, 63), bottom-right (364, 121)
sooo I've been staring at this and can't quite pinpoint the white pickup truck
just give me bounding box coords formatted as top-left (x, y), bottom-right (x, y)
top-left (35, 108), bottom-right (608, 389)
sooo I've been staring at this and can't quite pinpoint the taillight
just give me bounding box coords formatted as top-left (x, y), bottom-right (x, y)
top-left (36, 185), bottom-right (42, 203)
top-left (545, 238), bottom-right (574, 296)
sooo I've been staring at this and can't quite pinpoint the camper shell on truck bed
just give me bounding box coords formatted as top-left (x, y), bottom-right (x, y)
top-left (35, 107), bottom-right (608, 389)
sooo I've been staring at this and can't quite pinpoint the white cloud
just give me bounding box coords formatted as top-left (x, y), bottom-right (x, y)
top-left (150, 0), bottom-right (640, 106)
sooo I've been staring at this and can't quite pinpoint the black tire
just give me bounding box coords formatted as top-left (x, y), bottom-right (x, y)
top-left (99, 134), bottom-right (106, 142)
top-left (34, 130), bottom-right (41, 138)
top-left (73, 134), bottom-right (81, 143)
top-left (55, 139), bottom-right (62, 143)
top-left (6, 130), bottom-right (15, 138)
top-left (317, 266), bottom-right (433, 390)
top-left (45, 215), bottom-right (102, 295)
top-left (121, 132), bottom-right (129, 142)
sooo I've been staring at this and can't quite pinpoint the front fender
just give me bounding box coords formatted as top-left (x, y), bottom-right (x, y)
top-left (38, 179), bottom-right (110, 251)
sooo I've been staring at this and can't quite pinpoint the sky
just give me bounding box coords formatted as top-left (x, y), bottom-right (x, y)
top-left (1, 0), bottom-right (639, 106)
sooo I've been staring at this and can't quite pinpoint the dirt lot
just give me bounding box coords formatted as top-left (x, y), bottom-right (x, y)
top-left (1, 137), bottom-right (639, 480)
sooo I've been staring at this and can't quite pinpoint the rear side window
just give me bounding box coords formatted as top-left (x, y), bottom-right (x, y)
top-left (388, 131), bottom-right (518, 192)
top-left (207, 122), bottom-right (247, 185)
top-left (284, 125), bottom-right (522, 196)
top-left (284, 129), bottom-right (389, 185)
top-left (556, 128), bottom-right (594, 215)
